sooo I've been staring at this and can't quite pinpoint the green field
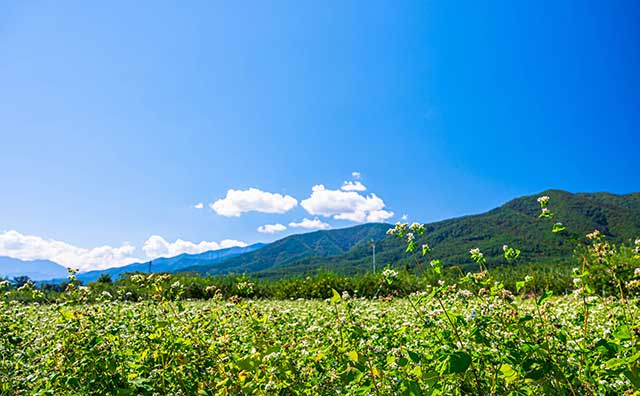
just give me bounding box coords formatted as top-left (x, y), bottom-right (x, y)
top-left (2, 291), bottom-right (639, 395)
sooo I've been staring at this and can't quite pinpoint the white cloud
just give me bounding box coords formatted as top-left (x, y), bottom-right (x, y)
top-left (289, 218), bottom-right (330, 230)
top-left (142, 235), bottom-right (247, 260)
top-left (0, 230), bottom-right (249, 272)
top-left (300, 185), bottom-right (394, 223)
top-left (352, 171), bottom-right (361, 179)
top-left (341, 181), bottom-right (367, 191)
top-left (194, 202), bottom-right (204, 209)
top-left (210, 188), bottom-right (297, 217)
top-left (257, 223), bottom-right (287, 233)
top-left (401, 214), bottom-right (408, 221)
top-left (0, 230), bottom-right (139, 272)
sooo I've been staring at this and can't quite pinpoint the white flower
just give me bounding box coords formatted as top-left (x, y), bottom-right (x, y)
top-left (537, 196), bottom-right (550, 204)
top-left (503, 245), bottom-right (509, 251)
top-left (470, 248), bottom-right (480, 255)
top-left (382, 269), bottom-right (398, 279)
top-left (541, 207), bottom-right (550, 214)
top-left (572, 278), bottom-right (581, 285)
top-left (406, 232), bottom-right (415, 241)
top-left (634, 268), bottom-right (640, 277)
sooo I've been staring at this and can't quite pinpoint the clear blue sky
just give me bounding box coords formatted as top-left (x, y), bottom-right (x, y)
top-left (1, 1), bottom-right (639, 269)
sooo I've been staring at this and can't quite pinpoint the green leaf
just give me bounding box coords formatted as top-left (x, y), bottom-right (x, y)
top-left (407, 350), bottom-right (421, 363)
top-left (537, 290), bottom-right (553, 306)
top-left (500, 364), bottom-right (518, 383)
top-left (614, 325), bottom-right (631, 341)
top-left (430, 260), bottom-right (442, 275)
top-left (330, 288), bottom-right (341, 304)
top-left (346, 350), bottom-right (358, 363)
top-left (516, 281), bottom-right (525, 293)
top-left (446, 351), bottom-right (471, 374)
top-left (552, 222), bottom-right (566, 233)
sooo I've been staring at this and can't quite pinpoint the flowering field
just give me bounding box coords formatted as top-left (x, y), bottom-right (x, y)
top-left (2, 197), bottom-right (640, 395)
top-left (2, 291), bottom-right (639, 395)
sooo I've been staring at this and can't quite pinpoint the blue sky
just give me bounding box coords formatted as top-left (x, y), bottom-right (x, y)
top-left (1, 1), bottom-right (639, 270)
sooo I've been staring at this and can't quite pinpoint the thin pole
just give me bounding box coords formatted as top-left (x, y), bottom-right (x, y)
top-left (372, 241), bottom-right (376, 274)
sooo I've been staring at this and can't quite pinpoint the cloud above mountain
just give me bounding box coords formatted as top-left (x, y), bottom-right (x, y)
top-left (210, 188), bottom-right (297, 217)
top-left (142, 235), bottom-right (247, 259)
top-left (300, 184), bottom-right (394, 223)
top-left (289, 218), bottom-right (330, 230)
top-left (257, 223), bottom-right (287, 233)
top-left (0, 230), bottom-right (248, 272)
top-left (0, 230), bottom-right (139, 272)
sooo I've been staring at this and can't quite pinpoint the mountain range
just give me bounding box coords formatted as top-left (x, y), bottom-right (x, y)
top-left (0, 257), bottom-right (68, 281)
top-left (2, 190), bottom-right (639, 283)
top-left (182, 189), bottom-right (640, 277)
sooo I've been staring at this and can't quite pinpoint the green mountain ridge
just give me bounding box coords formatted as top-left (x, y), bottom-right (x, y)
top-left (181, 190), bottom-right (640, 278)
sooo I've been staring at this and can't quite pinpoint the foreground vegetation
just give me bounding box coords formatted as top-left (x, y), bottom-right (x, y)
top-left (2, 196), bottom-right (640, 395)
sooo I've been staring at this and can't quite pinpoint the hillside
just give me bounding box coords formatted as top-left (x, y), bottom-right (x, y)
top-left (181, 223), bottom-right (390, 276)
top-left (0, 257), bottom-right (68, 281)
top-left (72, 243), bottom-right (266, 283)
top-left (187, 190), bottom-right (640, 277)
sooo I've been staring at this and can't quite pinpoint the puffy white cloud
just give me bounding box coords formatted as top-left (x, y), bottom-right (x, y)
top-left (210, 188), bottom-right (297, 217)
top-left (300, 185), bottom-right (394, 223)
top-left (401, 214), bottom-right (408, 221)
top-left (194, 202), bottom-right (204, 209)
top-left (352, 171), bottom-right (361, 179)
top-left (0, 230), bottom-right (139, 272)
top-left (289, 218), bottom-right (330, 230)
top-left (142, 235), bottom-right (247, 259)
top-left (341, 181), bottom-right (367, 191)
top-left (257, 223), bottom-right (287, 233)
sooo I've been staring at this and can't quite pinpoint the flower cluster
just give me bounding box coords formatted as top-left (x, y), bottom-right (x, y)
top-left (586, 229), bottom-right (602, 241)
top-left (381, 268), bottom-right (398, 279)
top-left (537, 196), bottom-right (550, 205)
top-left (537, 196), bottom-right (554, 218)
top-left (502, 245), bottom-right (521, 262)
top-left (469, 248), bottom-right (486, 266)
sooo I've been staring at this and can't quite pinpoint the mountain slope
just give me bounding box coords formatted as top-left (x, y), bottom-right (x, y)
top-left (193, 190), bottom-right (640, 278)
top-left (181, 223), bottom-right (390, 276)
top-left (0, 257), bottom-right (68, 281)
top-left (74, 243), bottom-right (266, 283)
top-left (270, 190), bottom-right (640, 276)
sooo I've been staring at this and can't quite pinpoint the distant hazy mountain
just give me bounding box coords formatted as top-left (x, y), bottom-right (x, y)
top-left (0, 256), bottom-right (68, 281)
top-left (181, 223), bottom-right (391, 276)
top-left (73, 243), bottom-right (266, 283)
top-left (183, 190), bottom-right (640, 278)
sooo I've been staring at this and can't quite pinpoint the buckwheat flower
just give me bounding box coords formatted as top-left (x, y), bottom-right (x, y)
top-left (503, 245), bottom-right (509, 251)
top-left (382, 268), bottom-right (398, 279)
top-left (572, 278), bottom-right (581, 285)
top-left (541, 207), bottom-right (550, 214)
top-left (406, 232), bottom-right (415, 242)
top-left (470, 248), bottom-right (480, 255)
top-left (537, 196), bottom-right (550, 204)
top-left (634, 267), bottom-right (640, 277)
top-left (586, 229), bottom-right (601, 240)
top-left (438, 280), bottom-right (445, 286)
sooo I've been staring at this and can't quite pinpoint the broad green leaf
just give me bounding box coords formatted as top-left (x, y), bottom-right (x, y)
top-left (330, 288), bottom-right (341, 304)
top-left (446, 351), bottom-right (471, 374)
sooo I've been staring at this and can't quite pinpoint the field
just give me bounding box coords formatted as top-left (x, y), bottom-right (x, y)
top-left (2, 198), bottom-right (640, 395)
top-left (2, 290), bottom-right (639, 395)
